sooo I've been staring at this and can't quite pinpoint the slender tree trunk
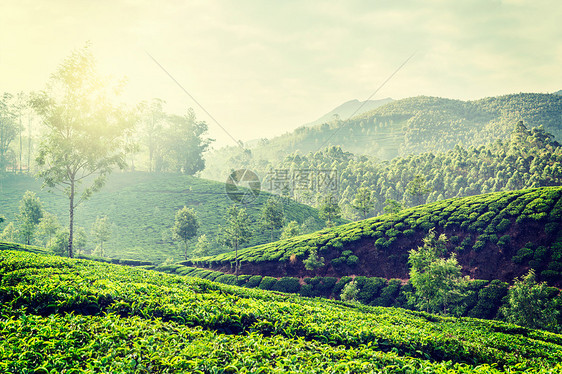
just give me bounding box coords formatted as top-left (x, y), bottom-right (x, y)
top-left (27, 115), bottom-right (31, 173)
top-left (19, 114), bottom-right (22, 173)
top-left (68, 180), bottom-right (75, 258)
top-left (235, 238), bottom-right (239, 277)
top-left (184, 241), bottom-right (188, 260)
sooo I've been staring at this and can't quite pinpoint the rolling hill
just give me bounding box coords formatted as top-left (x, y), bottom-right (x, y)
top-left (188, 186), bottom-right (562, 287)
top-left (0, 172), bottom-right (327, 262)
top-left (303, 98), bottom-right (394, 127)
top-left (1, 247), bottom-right (561, 372)
top-left (202, 92), bottom-right (562, 181)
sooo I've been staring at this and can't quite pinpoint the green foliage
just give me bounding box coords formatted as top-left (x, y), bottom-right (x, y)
top-left (30, 44), bottom-right (132, 258)
top-left (346, 255), bottom-right (359, 266)
top-left (318, 195), bottom-right (341, 227)
top-left (172, 206), bottom-right (199, 260)
top-left (245, 275), bottom-right (263, 288)
top-left (408, 230), bottom-right (468, 315)
top-left (260, 197), bottom-right (285, 241)
top-left (4, 250), bottom-right (562, 372)
top-left (303, 248), bottom-right (324, 271)
top-left (351, 187), bottom-right (375, 220)
top-left (272, 277), bottom-right (301, 293)
top-left (91, 215), bottom-right (111, 257)
top-left (257, 276), bottom-right (278, 290)
top-left (340, 280), bottom-right (359, 302)
top-left (17, 191), bottom-right (43, 245)
top-left (383, 199), bottom-right (402, 216)
top-left (280, 220), bottom-right (300, 240)
top-left (501, 270), bottom-right (560, 332)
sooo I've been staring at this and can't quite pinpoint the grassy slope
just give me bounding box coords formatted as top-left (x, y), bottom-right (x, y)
top-left (190, 187), bottom-right (562, 286)
top-left (1, 248), bottom-right (561, 373)
top-left (0, 172), bottom-right (325, 262)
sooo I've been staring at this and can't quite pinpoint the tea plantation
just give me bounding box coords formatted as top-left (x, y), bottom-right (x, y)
top-left (1, 248), bottom-right (562, 373)
top-left (188, 186), bottom-right (562, 286)
top-left (0, 172), bottom-right (325, 262)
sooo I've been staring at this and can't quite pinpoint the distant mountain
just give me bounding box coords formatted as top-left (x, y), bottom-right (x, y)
top-left (202, 92), bottom-right (562, 181)
top-left (303, 98), bottom-right (393, 127)
top-left (554, 90), bottom-right (562, 95)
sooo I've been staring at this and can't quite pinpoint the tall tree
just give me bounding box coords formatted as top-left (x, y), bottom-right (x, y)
top-left (164, 109), bottom-right (213, 175)
top-left (408, 229), bottom-right (467, 315)
top-left (260, 197), bottom-right (284, 241)
top-left (36, 212), bottom-right (61, 246)
top-left (91, 215), bottom-right (112, 256)
top-left (17, 191), bottom-right (43, 245)
top-left (172, 206), bottom-right (199, 260)
top-left (406, 175), bottom-right (432, 206)
top-left (351, 187), bottom-right (374, 220)
top-left (221, 205), bottom-right (252, 276)
top-left (318, 194), bottom-right (341, 227)
top-left (0, 92), bottom-right (17, 173)
top-left (30, 44), bottom-right (133, 258)
top-left (501, 269), bottom-right (559, 332)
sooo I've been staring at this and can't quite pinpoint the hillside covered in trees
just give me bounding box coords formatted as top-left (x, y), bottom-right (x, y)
top-left (202, 93), bottom-right (562, 180)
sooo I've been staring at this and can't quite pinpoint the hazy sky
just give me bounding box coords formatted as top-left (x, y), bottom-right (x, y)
top-left (1, 0), bottom-right (560, 147)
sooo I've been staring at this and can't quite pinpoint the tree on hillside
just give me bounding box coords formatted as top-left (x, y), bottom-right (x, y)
top-left (30, 43), bottom-right (133, 258)
top-left (405, 175), bottom-right (432, 207)
top-left (17, 191), bottom-right (43, 245)
top-left (280, 220), bottom-right (300, 240)
top-left (0, 92), bottom-right (18, 173)
top-left (192, 234), bottom-right (212, 258)
top-left (383, 199), bottom-right (402, 216)
top-left (260, 197), bottom-right (285, 241)
top-left (303, 248), bottom-right (325, 271)
top-left (1, 222), bottom-right (18, 242)
top-left (351, 187), bottom-right (374, 220)
top-left (49, 227), bottom-right (87, 257)
top-left (161, 109), bottom-right (213, 175)
top-left (220, 205), bottom-right (252, 276)
top-left (137, 98), bottom-right (165, 173)
top-left (172, 207), bottom-right (200, 260)
top-left (36, 212), bottom-right (61, 246)
top-left (91, 215), bottom-right (112, 257)
top-left (318, 195), bottom-right (341, 227)
top-left (408, 229), bottom-right (468, 315)
top-left (501, 269), bottom-right (559, 332)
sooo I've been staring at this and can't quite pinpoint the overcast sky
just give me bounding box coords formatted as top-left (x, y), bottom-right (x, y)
top-left (1, 0), bottom-right (560, 147)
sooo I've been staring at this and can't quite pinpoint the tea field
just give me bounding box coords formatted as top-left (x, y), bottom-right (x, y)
top-left (0, 172), bottom-right (326, 262)
top-left (189, 186), bottom-right (562, 286)
top-left (1, 248), bottom-right (562, 373)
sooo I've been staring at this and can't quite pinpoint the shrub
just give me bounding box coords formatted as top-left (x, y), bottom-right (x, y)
top-left (534, 246), bottom-right (550, 262)
top-left (545, 222), bottom-right (560, 236)
top-left (372, 279), bottom-right (402, 307)
top-left (340, 281), bottom-right (359, 302)
top-left (272, 277), bottom-right (301, 293)
top-left (331, 257), bottom-right (345, 266)
top-left (215, 274), bottom-right (237, 285)
top-left (473, 241), bottom-right (486, 252)
top-left (356, 277), bottom-right (385, 304)
top-left (468, 280), bottom-right (508, 319)
top-left (333, 276), bottom-right (353, 298)
top-left (341, 250), bottom-right (353, 257)
top-left (496, 218), bottom-right (511, 232)
top-left (236, 274), bottom-right (251, 286)
top-left (299, 284), bottom-right (314, 297)
top-left (304, 249), bottom-right (325, 271)
top-left (258, 276), bottom-right (278, 290)
top-left (245, 275), bottom-right (263, 288)
top-left (346, 255), bottom-right (359, 266)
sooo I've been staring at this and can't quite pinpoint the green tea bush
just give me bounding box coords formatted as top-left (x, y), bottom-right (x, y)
top-left (272, 277), bottom-right (301, 293)
top-left (245, 275), bottom-right (263, 288)
top-left (258, 276), bottom-right (278, 290)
